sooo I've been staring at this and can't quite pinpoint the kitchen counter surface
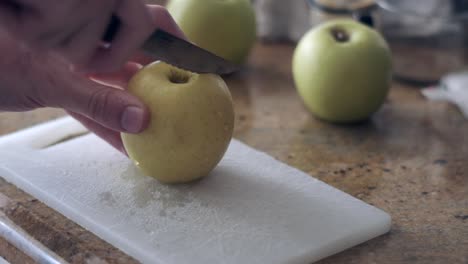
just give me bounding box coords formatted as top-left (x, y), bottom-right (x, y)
top-left (0, 42), bottom-right (467, 264)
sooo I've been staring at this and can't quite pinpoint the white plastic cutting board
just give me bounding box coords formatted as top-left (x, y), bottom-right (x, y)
top-left (0, 117), bottom-right (391, 264)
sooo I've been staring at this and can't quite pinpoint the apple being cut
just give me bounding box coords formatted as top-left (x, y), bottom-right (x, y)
top-left (121, 62), bottom-right (235, 184)
top-left (292, 19), bottom-right (392, 123)
top-left (167, 0), bottom-right (256, 65)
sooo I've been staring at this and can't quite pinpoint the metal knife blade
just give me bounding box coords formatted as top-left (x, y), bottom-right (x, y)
top-left (103, 15), bottom-right (239, 75)
top-left (142, 29), bottom-right (239, 75)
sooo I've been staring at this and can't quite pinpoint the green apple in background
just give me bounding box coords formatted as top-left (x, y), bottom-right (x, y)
top-left (292, 19), bottom-right (392, 123)
top-left (121, 62), bottom-right (234, 184)
top-left (167, 0), bottom-right (256, 65)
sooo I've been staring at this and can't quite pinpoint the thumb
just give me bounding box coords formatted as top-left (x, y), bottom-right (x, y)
top-left (68, 79), bottom-right (150, 134)
top-left (36, 54), bottom-right (149, 133)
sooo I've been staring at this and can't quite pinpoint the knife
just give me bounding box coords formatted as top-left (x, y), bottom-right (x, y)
top-left (103, 15), bottom-right (239, 75)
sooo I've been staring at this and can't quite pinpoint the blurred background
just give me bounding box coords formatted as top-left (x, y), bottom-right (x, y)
top-left (150, 0), bottom-right (468, 86)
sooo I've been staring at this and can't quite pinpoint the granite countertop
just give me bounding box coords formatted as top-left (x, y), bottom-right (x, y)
top-left (0, 42), bottom-right (467, 263)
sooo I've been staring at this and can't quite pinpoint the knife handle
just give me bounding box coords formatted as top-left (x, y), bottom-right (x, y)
top-left (102, 15), bottom-right (121, 44)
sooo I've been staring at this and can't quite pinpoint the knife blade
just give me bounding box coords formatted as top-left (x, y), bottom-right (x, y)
top-left (103, 15), bottom-right (239, 75)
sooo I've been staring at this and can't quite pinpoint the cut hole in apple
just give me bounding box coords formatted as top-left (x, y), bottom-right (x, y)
top-left (330, 27), bottom-right (349, 43)
top-left (169, 70), bottom-right (191, 84)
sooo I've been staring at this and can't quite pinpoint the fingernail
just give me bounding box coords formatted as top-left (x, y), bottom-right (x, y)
top-left (121, 106), bottom-right (145, 133)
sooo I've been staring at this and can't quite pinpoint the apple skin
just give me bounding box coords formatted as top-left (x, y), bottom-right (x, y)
top-left (167, 0), bottom-right (256, 65)
top-left (121, 61), bottom-right (234, 184)
top-left (292, 19), bottom-right (392, 123)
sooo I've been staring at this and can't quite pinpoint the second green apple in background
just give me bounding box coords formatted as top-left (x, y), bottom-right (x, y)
top-left (293, 19), bottom-right (392, 124)
top-left (167, 0), bottom-right (256, 65)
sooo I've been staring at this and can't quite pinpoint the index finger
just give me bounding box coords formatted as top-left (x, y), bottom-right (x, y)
top-left (129, 4), bottom-right (187, 66)
top-left (87, 0), bottom-right (153, 73)
top-left (88, 61), bottom-right (143, 89)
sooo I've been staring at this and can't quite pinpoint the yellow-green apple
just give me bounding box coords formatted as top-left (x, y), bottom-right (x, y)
top-left (292, 19), bottom-right (392, 123)
top-left (121, 61), bottom-right (234, 184)
top-left (167, 0), bottom-right (256, 65)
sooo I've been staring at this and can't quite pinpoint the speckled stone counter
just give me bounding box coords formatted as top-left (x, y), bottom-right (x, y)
top-left (1, 43), bottom-right (467, 263)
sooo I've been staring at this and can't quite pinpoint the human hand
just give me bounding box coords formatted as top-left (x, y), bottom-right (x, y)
top-left (67, 62), bottom-right (144, 153)
top-left (0, 5), bottom-right (185, 154)
top-left (0, 1), bottom-right (183, 72)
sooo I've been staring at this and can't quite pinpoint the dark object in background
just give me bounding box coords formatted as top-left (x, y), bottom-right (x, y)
top-left (357, 14), bottom-right (375, 27)
top-left (377, 0), bottom-right (468, 86)
top-left (452, 0), bottom-right (468, 12)
top-left (306, 0), bottom-right (377, 28)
